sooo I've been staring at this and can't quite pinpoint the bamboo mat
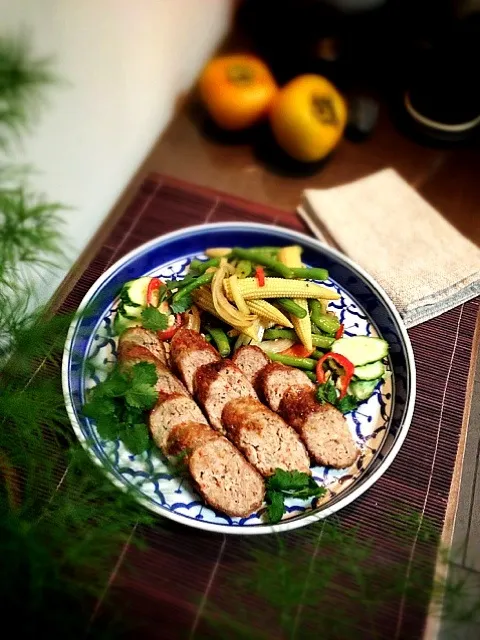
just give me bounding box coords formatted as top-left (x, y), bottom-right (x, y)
top-left (60, 174), bottom-right (479, 639)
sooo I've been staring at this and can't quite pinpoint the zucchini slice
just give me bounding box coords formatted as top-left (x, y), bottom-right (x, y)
top-left (354, 360), bottom-right (386, 380)
top-left (349, 378), bottom-right (381, 401)
top-left (331, 336), bottom-right (388, 366)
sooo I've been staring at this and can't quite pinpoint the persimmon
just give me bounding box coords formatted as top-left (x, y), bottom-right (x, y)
top-left (270, 75), bottom-right (347, 162)
top-left (199, 54), bottom-right (278, 131)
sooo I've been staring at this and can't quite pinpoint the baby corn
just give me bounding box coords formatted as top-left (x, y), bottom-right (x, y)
top-left (223, 277), bottom-right (339, 301)
top-left (193, 287), bottom-right (260, 340)
top-left (245, 300), bottom-right (293, 328)
top-left (277, 246), bottom-right (312, 351)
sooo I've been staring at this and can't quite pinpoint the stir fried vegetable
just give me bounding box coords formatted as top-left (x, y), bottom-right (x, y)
top-left (112, 244), bottom-right (389, 409)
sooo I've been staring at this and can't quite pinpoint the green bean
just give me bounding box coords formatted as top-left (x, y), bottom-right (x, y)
top-left (166, 274), bottom-right (196, 290)
top-left (189, 258), bottom-right (220, 275)
top-left (304, 370), bottom-right (317, 382)
top-left (266, 352), bottom-right (317, 370)
top-left (207, 327), bottom-right (230, 357)
top-left (310, 300), bottom-right (340, 335)
top-left (172, 272), bottom-right (214, 303)
top-left (276, 298), bottom-right (307, 319)
top-left (312, 334), bottom-right (335, 349)
top-left (310, 349), bottom-right (327, 360)
top-left (248, 246), bottom-right (281, 255)
top-left (231, 248), bottom-right (294, 279)
top-left (204, 334), bottom-right (212, 342)
top-left (235, 259), bottom-right (252, 279)
top-left (290, 267), bottom-right (329, 280)
top-left (263, 328), bottom-right (297, 341)
top-left (311, 322), bottom-right (322, 335)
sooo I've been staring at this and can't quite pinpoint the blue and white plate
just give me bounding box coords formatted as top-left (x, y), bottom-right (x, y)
top-left (62, 223), bottom-right (416, 535)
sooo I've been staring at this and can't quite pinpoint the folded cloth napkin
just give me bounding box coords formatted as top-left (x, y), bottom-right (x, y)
top-left (298, 168), bottom-right (480, 327)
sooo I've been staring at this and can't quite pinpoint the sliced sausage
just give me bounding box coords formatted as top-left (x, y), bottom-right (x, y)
top-left (279, 386), bottom-right (359, 468)
top-left (189, 437), bottom-right (265, 517)
top-left (232, 345), bottom-right (270, 390)
top-left (120, 346), bottom-right (188, 397)
top-left (170, 328), bottom-right (221, 394)
top-left (258, 362), bottom-right (314, 412)
top-left (195, 360), bottom-right (257, 433)
top-left (222, 397), bottom-right (310, 476)
top-left (118, 326), bottom-right (167, 366)
top-left (166, 421), bottom-right (221, 461)
top-left (149, 393), bottom-right (208, 451)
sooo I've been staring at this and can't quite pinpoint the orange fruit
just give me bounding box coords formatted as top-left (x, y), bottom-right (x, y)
top-left (270, 75), bottom-right (347, 162)
top-left (199, 54), bottom-right (278, 131)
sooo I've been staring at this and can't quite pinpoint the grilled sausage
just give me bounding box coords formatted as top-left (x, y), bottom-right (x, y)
top-left (279, 386), bottom-right (359, 468)
top-left (117, 326), bottom-right (167, 366)
top-left (189, 437), bottom-right (265, 517)
top-left (222, 397), bottom-right (310, 476)
top-left (149, 393), bottom-right (208, 451)
top-left (166, 421), bottom-right (221, 461)
top-left (170, 328), bottom-right (221, 394)
top-left (258, 362), bottom-right (314, 412)
top-left (232, 345), bottom-right (270, 390)
top-left (120, 346), bottom-right (188, 397)
top-left (195, 360), bottom-right (257, 433)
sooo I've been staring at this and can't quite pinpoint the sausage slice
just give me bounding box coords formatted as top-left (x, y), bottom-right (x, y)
top-left (166, 421), bottom-right (221, 461)
top-left (258, 362), bottom-right (314, 412)
top-left (170, 328), bottom-right (221, 394)
top-left (232, 345), bottom-right (270, 390)
top-left (118, 326), bottom-right (168, 366)
top-left (279, 386), bottom-right (359, 468)
top-left (195, 360), bottom-right (257, 433)
top-left (222, 397), bottom-right (310, 476)
top-left (189, 437), bottom-right (265, 517)
top-left (149, 393), bottom-right (208, 451)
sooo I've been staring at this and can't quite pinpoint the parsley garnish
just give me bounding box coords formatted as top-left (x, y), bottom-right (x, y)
top-left (315, 379), bottom-right (358, 414)
top-left (83, 361), bottom-right (158, 455)
top-left (170, 293), bottom-right (192, 314)
top-left (141, 306), bottom-right (169, 331)
top-left (265, 469), bottom-right (326, 524)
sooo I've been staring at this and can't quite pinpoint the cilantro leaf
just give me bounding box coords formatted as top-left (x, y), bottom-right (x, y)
top-left (265, 470), bottom-right (326, 522)
top-left (121, 423), bottom-right (150, 455)
top-left (336, 394), bottom-right (358, 414)
top-left (129, 361), bottom-right (158, 387)
top-left (82, 361), bottom-right (157, 452)
top-left (141, 306), bottom-right (169, 331)
top-left (267, 468), bottom-right (310, 493)
top-left (170, 293), bottom-right (192, 314)
top-left (316, 379), bottom-right (338, 405)
top-left (95, 415), bottom-right (121, 441)
top-left (266, 490), bottom-right (285, 524)
top-left (125, 383), bottom-right (157, 409)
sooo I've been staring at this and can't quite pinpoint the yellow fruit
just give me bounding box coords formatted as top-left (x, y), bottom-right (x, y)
top-left (270, 75), bottom-right (347, 162)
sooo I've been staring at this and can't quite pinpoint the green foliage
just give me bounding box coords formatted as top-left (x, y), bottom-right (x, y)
top-left (0, 33), bottom-right (58, 149)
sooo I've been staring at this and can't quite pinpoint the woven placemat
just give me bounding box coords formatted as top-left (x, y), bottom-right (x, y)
top-left (60, 174), bottom-right (479, 639)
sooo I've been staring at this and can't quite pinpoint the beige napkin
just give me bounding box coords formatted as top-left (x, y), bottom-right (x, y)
top-left (298, 168), bottom-right (480, 327)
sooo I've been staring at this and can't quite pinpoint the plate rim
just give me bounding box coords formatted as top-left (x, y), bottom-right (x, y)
top-left (62, 222), bottom-right (416, 535)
